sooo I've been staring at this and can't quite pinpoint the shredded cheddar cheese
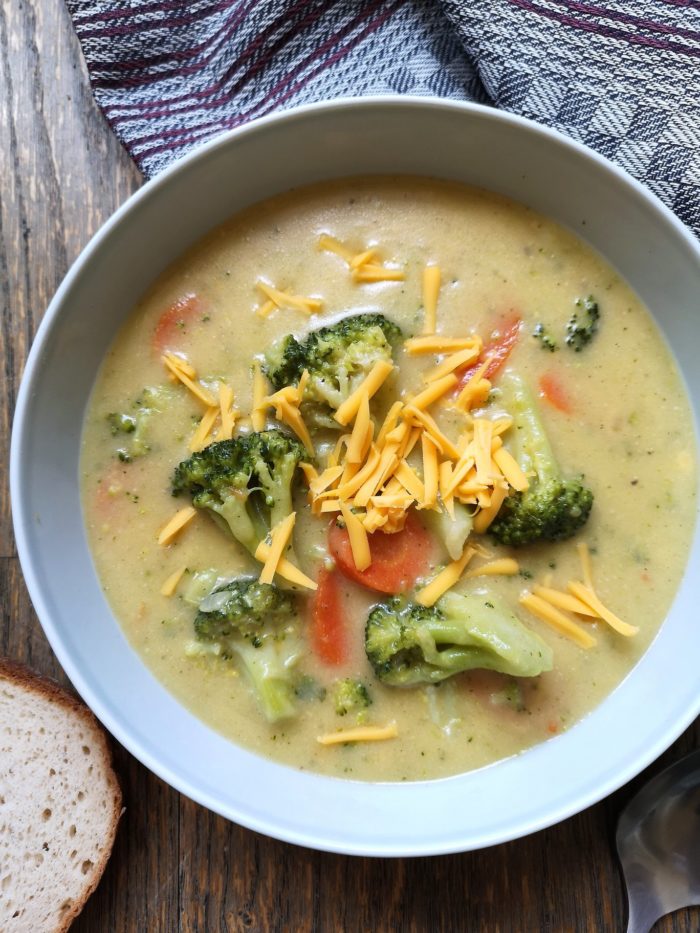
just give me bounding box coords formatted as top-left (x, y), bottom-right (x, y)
top-left (472, 484), bottom-right (508, 534)
top-left (268, 393), bottom-right (315, 455)
top-left (415, 546), bottom-right (476, 607)
top-left (567, 582), bottom-right (639, 637)
top-left (340, 504), bottom-right (371, 571)
top-left (218, 384), bottom-right (238, 440)
top-left (158, 506), bottom-right (197, 546)
top-left (422, 264), bottom-right (441, 334)
top-left (258, 513), bottom-right (296, 585)
top-left (162, 354), bottom-right (216, 407)
top-left (404, 335), bottom-right (483, 355)
top-left (347, 391), bottom-right (371, 463)
top-left (256, 280), bottom-right (322, 315)
top-left (256, 298), bottom-right (276, 319)
top-left (162, 351), bottom-right (196, 379)
top-left (455, 360), bottom-right (490, 412)
top-left (492, 446), bottom-right (529, 492)
top-left (422, 346), bottom-right (480, 383)
top-left (317, 723), bottom-right (399, 745)
top-left (439, 460), bottom-right (455, 518)
top-left (394, 460), bottom-right (425, 502)
top-left (350, 247), bottom-right (379, 268)
top-left (577, 541), bottom-right (595, 590)
top-left (310, 465), bottom-right (344, 496)
top-left (403, 406), bottom-right (460, 460)
top-left (352, 265), bottom-right (405, 283)
top-left (317, 233), bottom-right (356, 263)
top-left (532, 584), bottom-right (597, 617)
top-left (466, 558), bottom-right (520, 578)
top-left (420, 433), bottom-right (439, 509)
top-left (160, 565), bottom-right (187, 597)
top-left (299, 461), bottom-right (319, 489)
top-left (473, 420), bottom-right (494, 485)
top-left (410, 373), bottom-right (458, 411)
top-left (334, 360), bottom-right (394, 426)
top-left (318, 234), bottom-right (404, 283)
top-left (189, 406), bottom-right (219, 452)
top-left (519, 592), bottom-right (596, 649)
top-left (376, 400), bottom-right (403, 447)
top-left (254, 541), bottom-right (317, 590)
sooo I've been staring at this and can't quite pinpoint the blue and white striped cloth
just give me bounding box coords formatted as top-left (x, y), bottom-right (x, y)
top-left (66, 0), bottom-right (700, 236)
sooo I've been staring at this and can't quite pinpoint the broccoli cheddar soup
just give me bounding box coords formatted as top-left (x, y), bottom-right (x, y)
top-left (81, 177), bottom-right (697, 782)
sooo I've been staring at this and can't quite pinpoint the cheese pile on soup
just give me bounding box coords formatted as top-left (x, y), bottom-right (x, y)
top-left (81, 178), bottom-right (696, 782)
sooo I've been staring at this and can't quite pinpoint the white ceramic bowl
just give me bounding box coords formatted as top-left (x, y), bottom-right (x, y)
top-left (11, 98), bottom-right (700, 856)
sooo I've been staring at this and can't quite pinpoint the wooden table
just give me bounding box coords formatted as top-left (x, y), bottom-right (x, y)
top-left (2, 4), bottom-right (698, 930)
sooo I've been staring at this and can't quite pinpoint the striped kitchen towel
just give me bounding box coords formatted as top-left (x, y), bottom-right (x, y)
top-left (66, 0), bottom-right (700, 236)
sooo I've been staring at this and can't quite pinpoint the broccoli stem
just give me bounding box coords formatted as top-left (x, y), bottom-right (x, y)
top-left (209, 495), bottom-right (262, 556)
top-left (255, 461), bottom-right (299, 562)
top-left (234, 643), bottom-right (298, 721)
top-left (365, 591), bottom-right (553, 685)
top-left (504, 373), bottom-right (558, 484)
top-left (437, 591), bottom-right (550, 678)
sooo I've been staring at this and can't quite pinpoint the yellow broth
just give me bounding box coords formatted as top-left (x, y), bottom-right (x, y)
top-left (81, 178), bottom-right (696, 781)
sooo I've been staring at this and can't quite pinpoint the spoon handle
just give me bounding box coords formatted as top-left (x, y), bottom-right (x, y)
top-left (626, 899), bottom-right (660, 933)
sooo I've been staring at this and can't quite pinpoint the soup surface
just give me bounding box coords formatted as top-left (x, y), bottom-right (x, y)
top-left (81, 177), bottom-right (697, 782)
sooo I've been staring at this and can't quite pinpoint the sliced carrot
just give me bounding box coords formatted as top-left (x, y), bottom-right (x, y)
top-left (310, 568), bottom-right (347, 666)
top-left (539, 372), bottom-right (572, 414)
top-left (152, 293), bottom-right (206, 355)
top-left (455, 313), bottom-right (522, 390)
top-left (328, 511), bottom-right (435, 595)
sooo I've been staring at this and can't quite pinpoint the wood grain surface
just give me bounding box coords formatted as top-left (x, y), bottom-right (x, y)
top-left (1, 2), bottom-right (698, 930)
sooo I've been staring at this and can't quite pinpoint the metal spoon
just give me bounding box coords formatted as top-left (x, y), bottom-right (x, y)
top-left (617, 749), bottom-right (700, 933)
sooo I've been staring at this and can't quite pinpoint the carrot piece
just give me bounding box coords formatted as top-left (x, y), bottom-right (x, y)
top-left (328, 511), bottom-right (435, 595)
top-left (455, 314), bottom-right (522, 390)
top-left (152, 293), bottom-right (205, 355)
top-left (310, 568), bottom-right (348, 666)
top-left (538, 372), bottom-right (572, 414)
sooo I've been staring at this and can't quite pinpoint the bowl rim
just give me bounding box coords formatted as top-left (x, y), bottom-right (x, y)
top-left (11, 95), bottom-right (700, 856)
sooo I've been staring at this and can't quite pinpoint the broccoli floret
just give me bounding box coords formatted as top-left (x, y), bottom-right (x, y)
top-left (565, 296), bottom-right (600, 352)
top-left (107, 412), bottom-right (137, 434)
top-left (107, 385), bottom-right (173, 461)
top-left (489, 373), bottom-right (593, 547)
top-left (532, 323), bottom-right (558, 352)
top-left (333, 678), bottom-right (372, 717)
top-left (365, 591), bottom-right (553, 686)
top-left (195, 578), bottom-right (296, 639)
top-left (193, 578), bottom-right (300, 721)
top-left (172, 429), bottom-right (304, 557)
top-left (264, 313), bottom-right (402, 418)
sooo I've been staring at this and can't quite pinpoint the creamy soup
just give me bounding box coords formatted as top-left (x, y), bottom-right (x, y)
top-left (81, 178), bottom-right (696, 782)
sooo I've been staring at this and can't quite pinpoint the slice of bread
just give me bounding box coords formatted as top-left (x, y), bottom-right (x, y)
top-left (0, 659), bottom-right (122, 932)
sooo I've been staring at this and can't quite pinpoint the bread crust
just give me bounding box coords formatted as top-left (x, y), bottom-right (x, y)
top-left (0, 658), bottom-right (123, 932)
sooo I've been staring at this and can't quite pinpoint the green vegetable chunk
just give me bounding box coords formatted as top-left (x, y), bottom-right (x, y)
top-left (565, 296), bottom-right (600, 352)
top-left (532, 323), bottom-right (558, 352)
top-left (264, 313), bottom-right (402, 422)
top-left (365, 591), bottom-right (553, 686)
top-left (194, 578), bottom-right (300, 722)
top-left (172, 429), bottom-right (304, 558)
top-left (489, 373), bottom-right (593, 547)
top-left (106, 385), bottom-right (173, 461)
top-left (332, 678), bottom-right (372, 717)
top-left (427, 501), bottom-right (473, 561)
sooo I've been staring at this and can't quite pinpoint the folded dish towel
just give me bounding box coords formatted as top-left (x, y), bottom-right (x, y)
top-left (66, 0), bottom-right (700, 236)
